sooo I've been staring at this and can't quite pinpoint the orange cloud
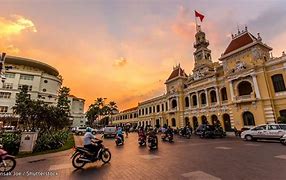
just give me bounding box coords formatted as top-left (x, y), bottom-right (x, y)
top-left (0, 15), bottom-right (37, 38)
top-left (114, 57), bottom-right (128, 67)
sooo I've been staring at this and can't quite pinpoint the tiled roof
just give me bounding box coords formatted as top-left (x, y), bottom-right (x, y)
top-left (167, 66), bottom-right (187, 81)
top-left (121, 107), bottom-right (138, 113)
top-left (223, 32), bottom-right (257, 55)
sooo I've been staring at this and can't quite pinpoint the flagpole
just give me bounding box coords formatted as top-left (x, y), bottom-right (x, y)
top-left (194, 10), bottom-right (198, 32)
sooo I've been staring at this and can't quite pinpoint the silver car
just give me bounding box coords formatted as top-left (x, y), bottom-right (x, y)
top-left (241, 124), bottom-right (286, 141)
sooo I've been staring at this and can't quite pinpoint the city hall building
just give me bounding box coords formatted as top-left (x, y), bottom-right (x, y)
top-left (111, 26), bottom-right (286, 131)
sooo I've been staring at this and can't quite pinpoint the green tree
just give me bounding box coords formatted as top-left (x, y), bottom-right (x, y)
top-left (12, 85), bottom-right (32, 129)
top-left (85, 98), bottom-right (118, 127)
top-left (57, 86), bottom-right (70, 112)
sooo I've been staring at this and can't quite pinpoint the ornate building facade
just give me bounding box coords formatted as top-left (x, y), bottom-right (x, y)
top-left (111, 26), bottom-right (286, 131)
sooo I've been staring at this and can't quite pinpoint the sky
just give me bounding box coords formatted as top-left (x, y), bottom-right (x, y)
top-left (1, 0), bottom-right (286, 111)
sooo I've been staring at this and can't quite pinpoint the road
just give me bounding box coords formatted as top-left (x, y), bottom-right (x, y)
top-left (1, 133), bottom-right (286, 180)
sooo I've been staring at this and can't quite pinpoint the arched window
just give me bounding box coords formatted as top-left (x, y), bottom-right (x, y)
top-left (149, 107), bottom-right (152, 114)
top-left (192, 95), bottom-right (197, 106)
top-left (221, 87), bottom-right (228, 101)
top-left (165, 102), bottom-right (168, 111)
top-left (161, 104), bottom-right (164, 111)
top-left (210, 90), bottom-right (217, 103)
top-left (171, 118), bottom-right (176, 127)
top-left (271, 74), bottom-right (286, 92)
top-left (243, 111), bottom-right (255, 126)
top-left (145, 108), bottom-right (148, 115)
top-left (185, 117), bottom-right (190, 126)
top-left (192, 116), bottom-right (198, 129)
top-left (156, 105), bottom-right (160, 112)
top-left (171, 99), bottom-right (177, 109)
top-left (279, 109), bottom-right (286, 118)
top-left (201, 115), bottom-right (208, 124)
top-left (211, 115), bottom-right (218, 125)
top-left (185, 97), bottom-right (190, 107)
top-left (201, 93), bottom-right (206, 105)
top-left (238, 81), bottom-right (253, 96)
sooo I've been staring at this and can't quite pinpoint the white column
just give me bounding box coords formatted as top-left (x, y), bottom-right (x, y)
top-left (205, 89), bottom-right (209, 106)
top-left (252, 75), bottom-right (261, 99)
top-left (196, 91), bottom-right (199, 108)
top-left (215, 87), bottom-right (220, 105)
top-left (229, 80), bottom-right (234, 101)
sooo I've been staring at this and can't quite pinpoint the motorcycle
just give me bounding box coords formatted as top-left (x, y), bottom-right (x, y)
top-left (147, 135), bottom-right (158, 150)
top-left (179, 128), bottom-right (192, 139)
top-left (0, 145), bottom-right (16, 173)
top-left (138, 135), bottom-right (146, 146)
top-left (115, 135), bottom-right (124, 146)
top-left (71, 140), bottom-right (111, 169)
top-left (280, 134), bottom-right (286, 145)
top-left (161, 133), bottom-right (174, 143)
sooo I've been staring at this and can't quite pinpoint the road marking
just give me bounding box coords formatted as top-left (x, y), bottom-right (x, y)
top-left (140, 155), bottom-right (160, 160)
top-left (215, 146), bottom-right (232, 150)
top-left (244, 143), bottom-right (260, 146)
top-left (182, 171), bottom-right (221, 180)
top-left (275, 155), bottom-right (286, 160)
top-left (49, 163), bottom-right (72, 171)
top-left (177, 140), bottom-right (185, 143)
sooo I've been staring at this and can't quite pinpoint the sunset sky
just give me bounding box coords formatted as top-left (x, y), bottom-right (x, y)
top-left (1, 0), bottom-right (286, 111)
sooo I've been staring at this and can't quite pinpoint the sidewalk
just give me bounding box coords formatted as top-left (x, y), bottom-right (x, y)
top-left (15, 135), bottom-right (79, 164)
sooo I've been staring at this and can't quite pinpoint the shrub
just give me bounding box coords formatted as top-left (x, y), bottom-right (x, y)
top-left (0, 133), bottom-right (21, 155)
top-left (33, 130), bottom-right (69, 152)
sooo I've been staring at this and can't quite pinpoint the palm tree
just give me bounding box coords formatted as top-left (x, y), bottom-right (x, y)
top-left (85, 98), bottom-right (118, 127)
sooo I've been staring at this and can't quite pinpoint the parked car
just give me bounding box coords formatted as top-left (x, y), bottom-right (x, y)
top-left (103, 125), bottom-right (117, 138)
top-left (241, 124), bottom-right (286, 141)
top-left (234, 127), bottom-right (250, 137)
top-left (96, 128), bottom-right (104, 134)
top-left (75, 127), bottom-right (96, 136)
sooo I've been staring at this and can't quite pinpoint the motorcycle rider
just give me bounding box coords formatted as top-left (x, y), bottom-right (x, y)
top-left (166, 126), bottom-right (174, 139)
top-left (116, 127), bottom-right (124, 143)
top-left (183, 122), bottom-right (192, 135)
top-left (83, 127), bottom-right (102, 156)
top-left (138, 127), bottom-right (146, 139)
top-left (147, 127), bottom-right (158, 147)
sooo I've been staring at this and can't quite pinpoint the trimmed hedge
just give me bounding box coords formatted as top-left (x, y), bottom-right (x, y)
top-left (33, 130), bottom-right (69, 152)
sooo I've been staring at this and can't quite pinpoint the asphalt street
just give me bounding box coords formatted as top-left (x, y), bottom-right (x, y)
top-left (1, 133), bottom-right (286, 180)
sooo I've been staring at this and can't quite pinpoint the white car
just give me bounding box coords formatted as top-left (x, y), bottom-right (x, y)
top-left (103, 125), bottom-right (117, 138)
top-left (75, 127), bottom-right (96, 136)
top-left (241, 124), bottom-right (286, 141)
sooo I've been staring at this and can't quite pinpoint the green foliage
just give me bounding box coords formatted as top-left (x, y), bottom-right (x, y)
top-left (85, 98), bottom-right (118, 126)
top-left (0, 133), bottom-right (21, 155)
top-left (57, 86), bottom-right (71, 113)
top-left (13, 86), bottom-right (71, 131)
top-left (278, 116), bottom-right (286, 124)
top-left (12, 85), bottom-right (31, 128)
top-left (33, 130), bottom-right (69, 152)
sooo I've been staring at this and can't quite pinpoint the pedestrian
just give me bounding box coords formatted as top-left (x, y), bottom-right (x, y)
top-left (125, 125), bottom-right (129, 138)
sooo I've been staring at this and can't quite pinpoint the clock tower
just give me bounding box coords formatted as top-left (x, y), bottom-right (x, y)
top-left (192, 25), bottom-right (214, 77)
